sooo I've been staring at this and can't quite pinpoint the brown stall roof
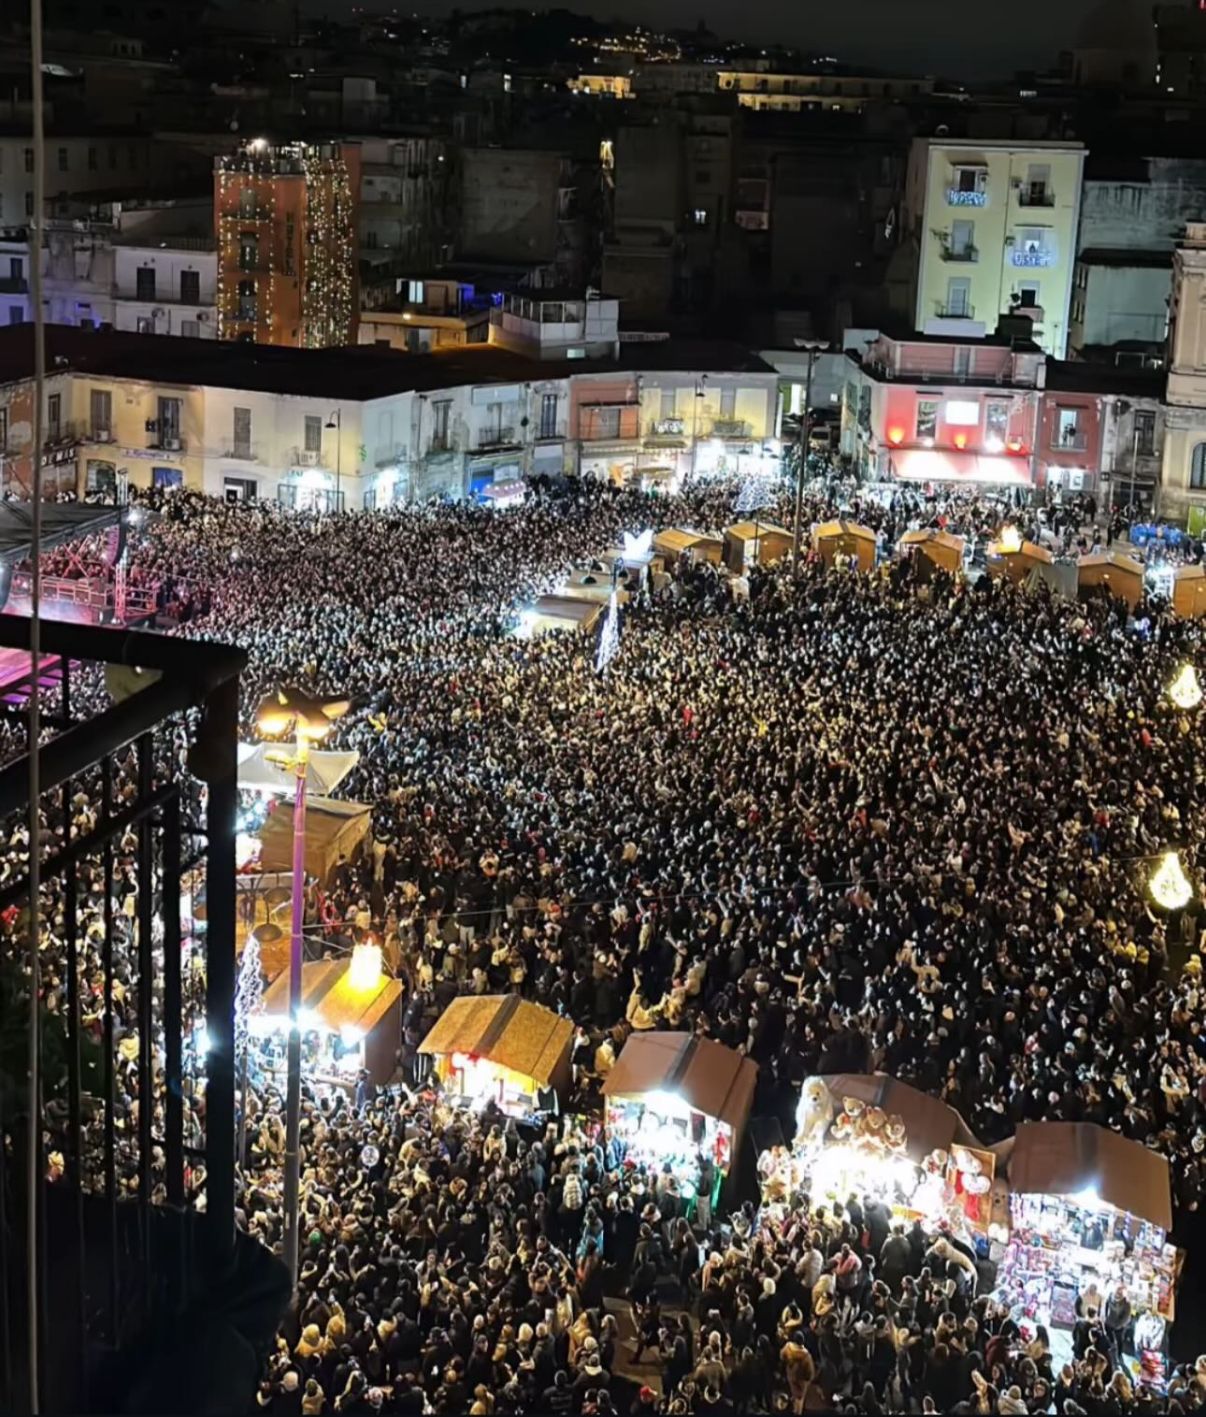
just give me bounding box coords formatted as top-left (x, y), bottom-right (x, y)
top-left (900, 529), bottom-right (965, 554)
top-left (813, 520), bottom-right (876, 542)
top-left (261, 957), bottom-right (401, 1035)
top-left (727, 520), bottom-right (791, 542)
top-left (602, 1032), bottom-right (758, 1129)
top-left (418, 994), bottom-right (572, 1087)
top-left (998, 1121), bottom-right (1172, 1232)
top-left (654, 528), bottom-right (724, 554)
top-left (1078, 552), bottom-right (1144, 575)
top-left (820, 1073), bottom-right (980, 1163)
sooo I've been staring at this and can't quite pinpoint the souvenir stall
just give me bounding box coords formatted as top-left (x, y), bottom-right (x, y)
top-left (760, 1074), bottom-right (993, 1242)
top-left (992, 1123), bottom-right (1179, 1389)
top-left (811, 520), bottom-right (877, 572)
top-left (899, 528), bottom-right (965, 578)
top-left (255, 946), bottom-right (403, 1086)
top-left (419, 994), bottom-right (573, 1119)
top-left (723, 521), bottom-right (792, 572)
top-left (1172, 565), bottom-right (1206, 619)
top-left (601, 1032), bottom-right (756, 1205)
top-left (1077, 552), bottom-right (1145, 610)
top-left (653, 528), bottom-right (725, 566)
top-left (514, 595), bottom-right (603, 638)
top-left (256, 796), bottom-right (372, 887)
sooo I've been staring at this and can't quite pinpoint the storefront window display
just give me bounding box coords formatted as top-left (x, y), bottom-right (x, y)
top-left (605, 1089), bottom-right (733, 1203)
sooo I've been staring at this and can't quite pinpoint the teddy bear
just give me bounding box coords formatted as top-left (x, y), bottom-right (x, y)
top-left (793, 1076), bottom-right (835, 1150)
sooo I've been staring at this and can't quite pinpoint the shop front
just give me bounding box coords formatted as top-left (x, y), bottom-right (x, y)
top-left (992, 1122), bottom-right (1179, 1389)
top-left (601, 1032), bottom-right (757, 1207)
top-left (419, 993), bottom-right (573, 1118)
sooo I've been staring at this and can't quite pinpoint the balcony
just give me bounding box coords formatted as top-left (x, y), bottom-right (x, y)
top-left (148, 436), bottom-right (186, 453)
top-left (223, 443), bottom-right (260, 462)
top-left (1011, 247), bottom-right (1055, 268)
top-left (946, 187), bottom-right (988, 207)
top-left (1053, 432), bottom-right (1087, 452)
top-left (427, 438), bottom-right (457, 458)
top-left (535, 424), bottom-right (567, 442)
top-left (374, 446), bottom-right (407, 469)
top-left (0, 275), bottom-right (28, 294)
top-left (1018, 189), bottom-right (1054, 207)
top-left (936, 303), bottom-right (976, 320)
top-left (646, 417), bottom-right (686, 444)
top-left (291, 447), bottom-right (326, 468)
top-left (712, 418), bottom-right (750, 438)
top-left (474, 428), bottom-right (518, 450)
top-left (940, 243), bottom-right (978, 263)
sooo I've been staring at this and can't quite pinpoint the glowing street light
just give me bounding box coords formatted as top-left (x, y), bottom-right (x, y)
top-left (1149, 851), bottom-right (1193, 911)
top-left (349, 940), bottom-right (383, 993)
top-left (1169, 664), bottom-right (1203, 711)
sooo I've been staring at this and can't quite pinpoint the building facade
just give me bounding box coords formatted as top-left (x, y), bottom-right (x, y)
top-left (214, 142), bottom-right (360, 349)
top-left (900, 138), bottom-right (1087, 358)
top-left (1162, 222), bottom-right (1206, 523)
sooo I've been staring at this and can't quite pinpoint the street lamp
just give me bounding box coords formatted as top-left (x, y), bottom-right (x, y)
top-left (254, 685), bottom-right (351, 1291)
top-left (324, 411), bottom-right (342, 513)
top-left (790, 339), bottom-right (828, 577)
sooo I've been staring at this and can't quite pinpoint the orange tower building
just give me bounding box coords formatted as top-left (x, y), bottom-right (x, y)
top-left (214, 141), bottom-right (360, 348)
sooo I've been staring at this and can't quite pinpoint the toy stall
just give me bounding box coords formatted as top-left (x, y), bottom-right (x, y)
top-left (899, 528), bottom-right (965, 579)
top-left (992, 1123), bottom-right (1180, 1391)
top-left (418, 993), bottom-right (573, 1119)
top-left (759, 1073), bottom-right (995, 1243)
top-left (601, 1032), bottom-right (757, 1206)
top-left (811, 520), bottom-right (877, 573)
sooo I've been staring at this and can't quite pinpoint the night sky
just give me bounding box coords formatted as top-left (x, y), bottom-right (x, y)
top-left (396, 0), bottom-right (1151, 79)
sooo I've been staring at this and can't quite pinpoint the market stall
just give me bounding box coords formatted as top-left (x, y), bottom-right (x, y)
top-left (256, 951), bottom-right (403, 1086)
top-left (992, 1122), bottom-right (1179, 1389)
top-left (1173, 565), bottom-right (1206, 619)
top-left (899, 528), bottom-right (965, 577)
top-left (419, 993), bottom-right (573, 1118)
top-left (602, 1032), bottom-right (756, 1204)
top-left (1077, 552), bottom-right (1145, 609)
top-left (516, 595), bottom-right (603, 637)
top-left (723, 521), bottom-right (792, 572)
top-left (811, 520), bottom-right (877, 572)
top-left (761, 1072), bottom-right (994, 1239)
top-left (654, 528), bottom-right (725, 566)
top-left (256, 796), bottom-right (372, 887)
top-left (987, 538), bottom-right (1053, 586)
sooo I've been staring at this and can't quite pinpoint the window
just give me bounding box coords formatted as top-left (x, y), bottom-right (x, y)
top-left (239, 187), bottom-right (257, 218)
top-left (9, 256), bottom-right (22, 282)
top-left (23, 148), bottom-right (33, 173)
top-left (1024, 163), bottom-right (1051, 204)
top-left (659, 389), bottom-right (676, 420)
top-left (283, 214), bottom-right (295, 275)
top-left (720, 387), bottom-right (736, 419)
top-left (6, 308), bottom-right (18, 326)
top-left (180, 269), bottom-right (200, 304)
top-left (1192, 443), bottom-right (1206, 490)
top-left (57, 147), bottom-right (68, 173)
top-left (224, 476), bottom-right (257, 503)
top-left (480, 402), bottom-right (507, 444)
top-left (136, 316), bottom-right (152, 335)
top-left (90, 389), bottom-right (112, 436)
top-left (692, 208), bottom-right (708, 226)
top-left (181, 320), bottom-right (199, 338)
top-left (694, 168), bottom-right (710, 185)
top-left (88, 146), bottom-right (97, 171)
top-left (0, 408), bottom-right (7, 449)
top-left (1017, 282), bottom-right (1041, 308)
top-left (238, 236), bottom-right (258, 271)
top-left (953, 347), bottom-right (971, 377)
top-left (431, 400), bottom-right (452, 450)
top-left (47, 393), bottom-right (61, 441)
top-left (950, 218), bottom-right (974, 256)
top-left (157, 396), bottom-right (182, 446)
top-left (945, 277), bottom-right (971, 317)
top-left (916, 399), bottom-right (939, 439)
top-left (303, 414), bottom-right (322, 453)
top-left (1133, 410), bottom-right (1156, 457)
top-left (24, 191), bottom-right (33, 218)
top-left (237, 280), bottom-right (256, 322)
top-left (539, 392), bottom-right (558, 439)
top-left (985, 401), bottom-right (1009, 441)
top-left (407, 279), bottom-right (425, 304)
top-left (135, 266), bottom-right (155, 301)
top-left (233, 406), bottom-right (252, 458)
top-left (954, 165), bottom-right (983, 192)
top-left (1055, 407), bottom-right (1082, 449)
top-left (86, 461), bottom-right (116, 497)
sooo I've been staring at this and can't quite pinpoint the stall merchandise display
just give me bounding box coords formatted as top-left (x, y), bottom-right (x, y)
top-left (605, 1095), bottom-right (731, 1201)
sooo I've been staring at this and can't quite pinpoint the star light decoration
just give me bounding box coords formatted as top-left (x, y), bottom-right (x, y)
top-left (734, 467), bottom-right (776, 516)
top-left (1169, 663), bottom-right (1203, 711)
top-left (621, 528), bottom-right (653, 560)
top-left (1149, 851), bottom-right (1193, 911)
top-left (234, 932), bottom-right (264, 1056)
top-left (596, 589), bottom-right (621, 674)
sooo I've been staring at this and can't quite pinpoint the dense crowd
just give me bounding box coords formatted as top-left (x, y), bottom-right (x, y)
top-left (19, 471), bottom-right (1206, 1413)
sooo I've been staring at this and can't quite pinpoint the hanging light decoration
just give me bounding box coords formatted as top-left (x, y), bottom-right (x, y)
top-left (349, 940), bottom-right (383, 992)
top-left (996, 525), bottom-right (1023, 555)
top-left (1169, 663), bottom-right (1203, 710)
top-left (1149, 851), bottom-right (1193, 910)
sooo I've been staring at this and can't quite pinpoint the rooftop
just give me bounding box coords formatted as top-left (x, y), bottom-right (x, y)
top-left (1079, 247), bottom-right (1173, 269)
top-left (0, 328), bottom-right (773, 401)
top-left (1045, 359), bottom-right (1165, 398)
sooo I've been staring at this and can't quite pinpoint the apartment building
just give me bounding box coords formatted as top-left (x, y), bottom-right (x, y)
top-left (0, 131), bottom-right (157, 227)
top-left (1162, 222), bottom-right (1206, 521)
top-left (214, 141), bottom-right (360, 349)
top-left (716, 70), bottom-right (935, 113)
top-left (357, 135), bottom-right (450, 264)
top-left (0, 328), bottom-right (778, 507)
top-left (899, 138), bottom-right (1087, 358)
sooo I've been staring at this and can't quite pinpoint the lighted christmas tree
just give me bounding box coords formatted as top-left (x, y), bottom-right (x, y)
top-left (734, 467), bottom-right (775, 516)
top-left (234, 933), bottom-right (264, 1056)
top-left (596, 590), bottom-right (621, 674)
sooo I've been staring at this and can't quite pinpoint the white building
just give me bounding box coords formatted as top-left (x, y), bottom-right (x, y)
top-left (112, 237), bottom-right (217, 339)
top-left (488, 292), bottom-right (620, 361)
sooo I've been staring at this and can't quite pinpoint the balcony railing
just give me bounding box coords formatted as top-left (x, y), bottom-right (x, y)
top-left (936, 303), bottom-right (975, 319)
top-left (535, 424), bottom-right (567, 442)
top-left (148, 436), bottom-right (187, 453)
top-left (1011, 247), bottom-right (1055, 268)
top-left (0, 275), bottom-right (28, 293)
top-left (647, 418), bottom-right (686, 439)
top-left (941, 243), bottom-right (978, 263)
top-left (427, 438), bottom-right (457, 457)
top-left (946, 187), bottom-right (988, 207)
top-left (1054, 433), bottom-right (1087, 452)
top-left (223, 443), bottom-right (259, 461)
top-left (474, 428), bottom-right (518, 449)
top-left (1018, 189), bottom-right (1054, 207)
top-left (712, 418), bottom-right (750, 438)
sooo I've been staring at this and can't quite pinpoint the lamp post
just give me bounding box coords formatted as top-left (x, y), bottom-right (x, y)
top-left (325, 410), bottom-right (342, 513)
top-left (254, 686), bottom-right (351, 1291)
top-left (790, 340), bottom-right (827, 577)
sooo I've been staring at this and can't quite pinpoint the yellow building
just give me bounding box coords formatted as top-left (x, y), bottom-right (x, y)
top-left (1161, 222), bottom-right (1206, 524)
top-left (568, 74), bottom-right (633, 98)
top-left (638, 372), bottom-right (778, 483)
top-left (717, 71), bottom-right (933, 112)
top-left (67, 369), bottom-right (206, 497)
top-left (901, 137), bottom-right (1086, 358)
